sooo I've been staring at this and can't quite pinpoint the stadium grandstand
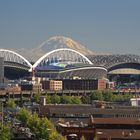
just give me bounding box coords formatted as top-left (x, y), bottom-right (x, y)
top-left (32, 48), bottom-right (107, 79)
top-left (0, 49), bottom-right (32, 79)
top-left (0, 48), bottom-right (140, 85)
top-left (87, 54), bottom-right (140, 84)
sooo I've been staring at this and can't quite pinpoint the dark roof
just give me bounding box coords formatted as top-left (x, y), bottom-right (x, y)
top-left (96, 128), bottom-right (140, 139)
top-left (94, 118), bottom-right (140, 125)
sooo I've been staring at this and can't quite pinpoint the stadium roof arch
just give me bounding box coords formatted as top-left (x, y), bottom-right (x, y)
top-left (0, 49), bottom-right (32, 70)
top-left (108, 62), bottom-right (140, 75)
top-left (35, 66), bottom-right (107, 79)
top-left (32, 48), bottom-right (93, 69)
top-left (58, 66), bottom-right (107, 79)
top-left (87, 54), bottom-right (140, 69)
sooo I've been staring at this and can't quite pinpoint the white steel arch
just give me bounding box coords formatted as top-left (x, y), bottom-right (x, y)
top-left (33, 48), bottom-right (93, 69)
top-left (0, 49), bottom-right (32, 68)
top-left (59, 66), bottom-right (107, 73)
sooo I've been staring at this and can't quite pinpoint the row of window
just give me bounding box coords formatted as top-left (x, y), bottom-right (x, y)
top-left (51, 113), bottom-right (89, 118)
top-left (50, 113), bottom-right (140, 118)
top-left (116, 114), bottom-right (140, 118)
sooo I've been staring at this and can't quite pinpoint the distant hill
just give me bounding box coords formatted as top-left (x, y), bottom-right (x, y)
top-left (9, 36), bottom-right (95, 62)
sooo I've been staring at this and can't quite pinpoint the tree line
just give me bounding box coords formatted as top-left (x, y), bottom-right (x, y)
top-left (32, 90), bottom-right (133, 104)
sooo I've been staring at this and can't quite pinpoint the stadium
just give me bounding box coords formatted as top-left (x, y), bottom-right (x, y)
top-left (0, 48), bottom-right (140, 85)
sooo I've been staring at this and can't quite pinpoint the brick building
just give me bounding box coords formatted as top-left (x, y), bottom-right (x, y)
top-left (62, 79), bottom-right (106, 90)
top-left (41, 80), bottom-right (62, 91)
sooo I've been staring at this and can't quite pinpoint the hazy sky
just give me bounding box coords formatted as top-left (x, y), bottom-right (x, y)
top-left (0, 0), bottom-right (140, 55)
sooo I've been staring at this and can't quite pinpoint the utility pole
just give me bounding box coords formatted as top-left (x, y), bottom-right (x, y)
top-left (1, 101), bottom-right (3, 126)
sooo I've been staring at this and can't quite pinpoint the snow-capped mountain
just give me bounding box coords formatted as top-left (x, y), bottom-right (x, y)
top-left (11, 36), bottom-right (95, 62)
top-left (30, 36), bottom-right (94, 61)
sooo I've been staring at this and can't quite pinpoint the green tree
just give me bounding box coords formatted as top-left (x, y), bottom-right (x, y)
top-left (123, 93), bottom-right (133, 100)
top-left (6, 99), bottom-right (16, 108)
top-left (17, 107), bottom-right (32, 125)
top-left (90, 91), bottom-right (104, 101)
top-left (81, 96), bottom-right (91, 104)
top-left (24, 113), bottom-right (50, 140)
top-left (17, 108), bottom-right (65, 140)
top-left (71, 96), bottom-right (81, 104)
top-left (61, 95), bottom-right (72, 104)
top-left (103, 90), bottom-right (113, 102)
top-left (46, 95), bottom-right (51, 104)
top-left (35, 117), bottom-right (50, 139)
top-left (28, 113), bottom-right (41, 137)
top-left (0, 122), bottom-right (11, 140)
top-left (49, 131), bottom-right (65, 140)
top-left (32, 93), bottom-right (40, 103)
top-left (51, 94), bottom-right (61, 104)
top-left (112, 93), bottom-right (133, 102)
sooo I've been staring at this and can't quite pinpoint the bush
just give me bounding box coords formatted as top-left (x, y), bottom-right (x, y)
top-left (90, 91), bottom-right (104, 101)
top-left (61, 95), bottom-right (72, 104)
top-left (0, 122), bottom-right (11, 140)
top-left (81, 96), bottom-right (91, 104)
top-left (6, 99), bottom-right (16, 108)
top-left (51, 94), bottom-right (61, 104)
top-left (71, 96), bottom-right (81, 104)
